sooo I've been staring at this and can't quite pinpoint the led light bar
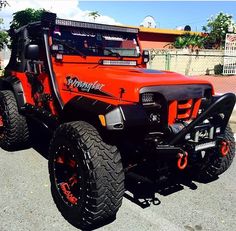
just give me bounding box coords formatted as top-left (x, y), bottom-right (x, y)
top-left (56, 18), bottom-right (138, 34)
top-left (102, 60), bottom-right (137, 66)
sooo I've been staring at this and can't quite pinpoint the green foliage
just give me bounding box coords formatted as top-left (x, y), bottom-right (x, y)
top-left (203, 12), bottom-right (236, 49)
top-left (0, 18), bottom-right (9, 49)
top-left (0, 30), bottom-right (8, 49)
top-left (88, 11), bottom-right (100, 22)
top-left (214, 64), bottom-right (223, 75)
top-left (10, 8), bottom-right (45, 31)
top-left (172, 33), bottom-right (206, 50)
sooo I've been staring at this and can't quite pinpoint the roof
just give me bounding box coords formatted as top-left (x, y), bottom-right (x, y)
top-left (129, 26), bottom-right (202, 36)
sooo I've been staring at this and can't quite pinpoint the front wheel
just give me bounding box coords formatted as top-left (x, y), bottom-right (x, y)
top-left (196, 125), bottom-right (235, 182)
top-left (48, 121), bottom-right (125, 230)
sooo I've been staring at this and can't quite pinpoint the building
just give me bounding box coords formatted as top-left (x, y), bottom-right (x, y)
top-left (136, 27), bottom-right (202, 49)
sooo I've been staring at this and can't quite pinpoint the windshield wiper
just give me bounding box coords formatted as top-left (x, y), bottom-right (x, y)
top-left (53, 38), bottom-right (86, 58)
top-left (95, 45), bottom-right (121, 58)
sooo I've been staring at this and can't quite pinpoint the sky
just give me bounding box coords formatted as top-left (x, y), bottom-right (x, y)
top-left (1, 1), bottom-right (236, 31)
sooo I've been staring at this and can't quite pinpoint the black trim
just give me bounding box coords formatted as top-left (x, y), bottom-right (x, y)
top-left (61, 96), bottom-right (115, 122)
top-left (55, 18), bottom-right (139, 33)
top-left (170, 93), bottom-right (236, 145)
top-left (24, 104), bottom-right (60, 131)
top-left (140, 84), bottom-right (212, 101)
top-left (61, 96), bottom-right (149, 130)
top-left (0, 76), bottom-right (26, 110)
top-left (43, 29), bottom-right (64, 112)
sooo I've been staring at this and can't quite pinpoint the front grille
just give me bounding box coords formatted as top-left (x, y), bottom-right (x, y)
top-left (168, 99), bottom-right (201, 124)
top-left (177, 99), bottom-right (193, 119)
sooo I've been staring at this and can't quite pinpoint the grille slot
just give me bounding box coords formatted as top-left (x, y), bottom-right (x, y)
top-left (168, 99), bottom-right (201, 124)
top-left (177, 99), bottom-right (193, 119)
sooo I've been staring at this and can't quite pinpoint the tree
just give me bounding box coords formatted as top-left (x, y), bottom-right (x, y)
top-left (0, 30), bottom-right (8, 49)
top-left (203, 12), bottom-right (236, 49)
top-left (88, 11), bottom-right (100, 22)
top-left (0, 1), bottom-right (10, 49)
top-left (172, 33), bottom-right (206, 51)
top-left (10, 8), bottom-right (45, 31)
top-left (0, 18), bottom-right (9, 49)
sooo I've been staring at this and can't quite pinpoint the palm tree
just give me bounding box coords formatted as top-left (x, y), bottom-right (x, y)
top-left (0, 1), bottom-right (9, 9)
top-left (88, 11), bottom-right (100, 22)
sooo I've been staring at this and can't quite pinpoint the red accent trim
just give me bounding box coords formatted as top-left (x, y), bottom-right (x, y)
top-left (0, 116), bottom-right (3, 127)
top-left (68, 174), bottom-right (78, 187)
top-left (68, 159), bottom-right (76, 168)
top-left (177, 152), bottom-right (188, 170)
top-left (60, 182), bottom-right (78, 205)
top-left (56, 155), bottom-right (65, 164)
top-left (168, 100), bottom-right (177, 124)
top-left (177, 99), bottom-right (193, 120)
top-left (220, 141), bottom-right (230, 156)
top-left (177, 99), bottom-right (193, 109)
top-left (168, 98), bottom-right (202, 124)
top-left (191, 99), bottom-right (202, 119)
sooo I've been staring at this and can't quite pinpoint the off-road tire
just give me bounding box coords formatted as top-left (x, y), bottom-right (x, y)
top-left (197, 125), bottom-right (235, 182)
top-left (48, 121), bottom-right (125, 230)
top-left (0, 90), bottom-right (30, 151)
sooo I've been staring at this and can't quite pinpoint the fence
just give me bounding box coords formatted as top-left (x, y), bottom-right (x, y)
top-left (148, 49), bottom-right (231, 76)
top-left (223, 34), bottom-right (236, 75)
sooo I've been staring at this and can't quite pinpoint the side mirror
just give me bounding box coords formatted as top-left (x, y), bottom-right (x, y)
top-left (25, 44), bottom-right (39, 60)
top-left (142, 50), bottom-right (150, 63)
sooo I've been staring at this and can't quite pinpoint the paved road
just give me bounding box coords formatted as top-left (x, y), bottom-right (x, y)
top-left (0, 134), bottom-right (236, 231)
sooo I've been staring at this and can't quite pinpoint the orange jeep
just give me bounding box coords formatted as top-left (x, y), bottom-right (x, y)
top-left (0, 12), bottom-right (235, 229)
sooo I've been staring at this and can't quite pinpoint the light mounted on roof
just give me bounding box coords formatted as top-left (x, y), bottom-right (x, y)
top-left (55, 18), bottom-right (138, 33)
top-left (102, 60), bottom-right (137, 66)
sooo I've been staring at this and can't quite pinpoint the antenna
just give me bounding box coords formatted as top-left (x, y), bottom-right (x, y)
top-left (140, 15), bottom-right (157, 28)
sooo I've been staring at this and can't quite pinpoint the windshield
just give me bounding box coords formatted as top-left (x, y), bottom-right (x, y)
top-left (52, 26), bottom-right (140, 57)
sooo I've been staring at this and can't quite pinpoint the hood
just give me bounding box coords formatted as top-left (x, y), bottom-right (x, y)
top-left (58, 64), bottom-right (213, 103)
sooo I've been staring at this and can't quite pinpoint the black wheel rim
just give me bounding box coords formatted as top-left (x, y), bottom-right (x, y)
top-left (53, 146), bottom-right (82, 207)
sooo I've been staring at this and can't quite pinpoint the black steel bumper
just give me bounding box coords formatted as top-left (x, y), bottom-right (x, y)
top-left (169, 93), bottom-right (236, 145)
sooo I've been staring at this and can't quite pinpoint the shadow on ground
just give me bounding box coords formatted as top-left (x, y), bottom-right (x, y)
top-left (124, 170), bottom-right (201, 209)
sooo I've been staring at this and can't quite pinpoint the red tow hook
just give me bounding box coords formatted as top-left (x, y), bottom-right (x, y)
top-left (177, 152), bottom-right (188, 170)
top-left (220, 140), bottom-right (230, 157)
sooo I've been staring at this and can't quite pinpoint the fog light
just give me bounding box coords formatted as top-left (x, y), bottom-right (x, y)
top-left (150, 113), bottom-right (160, 123)
top-left (141, 93), bottom-right (154, 104)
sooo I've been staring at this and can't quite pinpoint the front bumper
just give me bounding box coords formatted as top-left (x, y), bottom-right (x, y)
top-left (169, 93), bottom-right (236, 145)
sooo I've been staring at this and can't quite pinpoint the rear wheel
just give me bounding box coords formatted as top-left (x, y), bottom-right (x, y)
top-left (196, 125), bottom-right (235, 181)
top-left (48, 121), bottom-right (125, 230)
top-left (0, 90), bottom-right (30, 151)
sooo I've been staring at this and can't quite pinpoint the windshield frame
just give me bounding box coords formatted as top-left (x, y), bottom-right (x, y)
top-left (51, 25), bottom-right (142, 58)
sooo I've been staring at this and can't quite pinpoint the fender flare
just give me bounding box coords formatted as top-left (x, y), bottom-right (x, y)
top-left (61, 96), bottom-right (148, 130)
top-left (61, 96), bottom-right (115, 126)
top-left (0, 76), bottom-right (26, 110)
